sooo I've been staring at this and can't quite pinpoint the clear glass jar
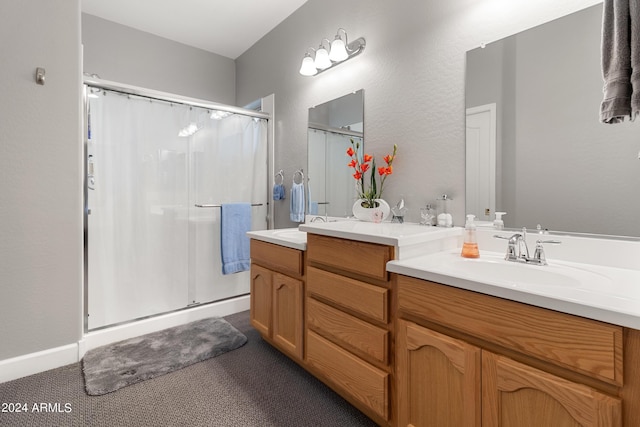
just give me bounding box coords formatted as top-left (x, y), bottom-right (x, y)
top-left (420, 204), bottom-right (436, 226)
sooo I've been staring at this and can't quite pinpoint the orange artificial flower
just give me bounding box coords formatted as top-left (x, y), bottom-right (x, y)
top-left (378, 166), bottom-right (392, 176)
top-left (346, 139), bottom-right (398, 208)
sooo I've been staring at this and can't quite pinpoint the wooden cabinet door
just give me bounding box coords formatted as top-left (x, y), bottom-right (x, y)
top-left (396, 320), bottom-right (481, 427)
top-left (250, 264), bottom-right (272, 337)
top-left (272, 273), bottom-right (303, 360)
top-left (482, 351), bottom-right (621, 427)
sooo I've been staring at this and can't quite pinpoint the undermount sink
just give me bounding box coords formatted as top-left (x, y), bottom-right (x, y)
top-left (271, 228), bottom-right (307, 241)
top-left (416, 250), bottom-right (612, 292)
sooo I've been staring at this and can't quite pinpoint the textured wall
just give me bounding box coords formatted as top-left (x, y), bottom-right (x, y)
top-left (236, 0), bottom-right (602, 227)
top-left (0, 0), bottom-right (82, 360)
top-left (82, 14), bottom-right (236, 105)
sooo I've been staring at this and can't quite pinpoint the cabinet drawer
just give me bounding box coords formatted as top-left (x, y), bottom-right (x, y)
top-left (306, 330), bottom-right (389, 421)
top-left (307, 234), bottom-right (392, 280)
top-left (250, 239), bottom-right (303, 277)
top-left (307, 266), bottom-right (388, 324)
top-left (307, 298), bottom-right (389, 364)
top-left (397, 275), bottom-right (624, 385)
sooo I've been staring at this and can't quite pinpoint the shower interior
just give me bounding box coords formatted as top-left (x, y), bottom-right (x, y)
top-left (84, 82), bottom-right (270, 331)
top-left (307, 127), bottom-right (362, 217)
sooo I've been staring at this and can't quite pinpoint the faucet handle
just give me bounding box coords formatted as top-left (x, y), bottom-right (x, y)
top-left (537, 239), bottom-right (561, 245)
top-left (494, 233), bottom-right (522, 260)
top-left (532, 239), bottom-right (561, 265)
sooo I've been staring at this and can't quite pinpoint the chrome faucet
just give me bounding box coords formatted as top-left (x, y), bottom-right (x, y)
top-left (494, 227), bottom-right (560, 266)
top-left (310, 215), bottom-right (326, 223)
top-left (505, 232), bottom-right (529, 262)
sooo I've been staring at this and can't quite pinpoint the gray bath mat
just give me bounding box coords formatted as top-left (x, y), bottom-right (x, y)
top-left (82, 317), bottom-right (247, 396)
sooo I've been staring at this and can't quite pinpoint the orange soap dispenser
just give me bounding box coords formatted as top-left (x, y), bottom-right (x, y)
top-left (461, 214), bottom-right (480, 258)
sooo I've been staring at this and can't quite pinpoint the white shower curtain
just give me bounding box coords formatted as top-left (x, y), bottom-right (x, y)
top-left (189, 114), bottom-right (267, 306)
top-left (307, 128), bottom-right (361, 217)
top-left (87, 89), bottom-right (267, 330)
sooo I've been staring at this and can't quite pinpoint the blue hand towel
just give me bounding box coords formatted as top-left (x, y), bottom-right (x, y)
top-left (309, 201), bottom-right (319, 215)
top-left (220, 203), bottom-right (252, 275)
top-left (290, 182), bottom-right (305, 223)
top-left (273, 183), bottom-right (285, 200)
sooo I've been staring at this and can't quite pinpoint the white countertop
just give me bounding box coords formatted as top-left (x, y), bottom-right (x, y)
top-left (299, 221), bottom-right (461, 259)
top-left (388, 249), bottom-right (640, 330)
top-left (247, 228), bottom-right (307, 250)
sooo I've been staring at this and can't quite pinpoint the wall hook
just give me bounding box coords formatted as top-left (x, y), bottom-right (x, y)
top-left (35, 67), bottom-right (45, 85)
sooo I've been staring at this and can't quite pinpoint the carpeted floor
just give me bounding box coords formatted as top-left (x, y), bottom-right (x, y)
top-left (0, 310), bottom-right (377, 427)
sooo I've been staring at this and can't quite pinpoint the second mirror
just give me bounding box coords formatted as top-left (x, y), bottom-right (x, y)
top-left (307, 89), bottom-right (364, 217)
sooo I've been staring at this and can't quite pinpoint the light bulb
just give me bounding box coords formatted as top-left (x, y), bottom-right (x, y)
top-left (314, 47), bottom-right (332, 70)
top-left (329, 37), bottom-right (348, 61)
top-left (299, 55), bottom-right (317, 76)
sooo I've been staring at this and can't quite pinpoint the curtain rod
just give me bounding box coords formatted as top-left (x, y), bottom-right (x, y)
top-left (83, 76), bottom-right (270, 120)
top-left (195, 203), bottom-right (264, 208)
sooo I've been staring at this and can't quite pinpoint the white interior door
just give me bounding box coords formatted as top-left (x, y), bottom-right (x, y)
top-left (465, 104), bottom-right (497, 221)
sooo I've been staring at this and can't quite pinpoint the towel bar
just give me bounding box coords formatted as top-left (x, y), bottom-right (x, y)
top-left (195, 203), bottom-right (264, 208)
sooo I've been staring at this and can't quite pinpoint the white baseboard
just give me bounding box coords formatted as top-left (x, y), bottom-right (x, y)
top-left (0, 344), bottom-right (78, 384)
top-left (0, 296), bottom-right (250, 384)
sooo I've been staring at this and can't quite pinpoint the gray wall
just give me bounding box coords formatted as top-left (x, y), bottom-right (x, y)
top-left (0, 0), bottom-right (82, 360)
top-left (236, 0), bottom-right (602, 228)
top-left (82, 14), bottom-right (236, 104)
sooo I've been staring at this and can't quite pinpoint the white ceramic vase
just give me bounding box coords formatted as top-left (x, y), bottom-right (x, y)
top-left (352, 199), bottom-right (391, 222)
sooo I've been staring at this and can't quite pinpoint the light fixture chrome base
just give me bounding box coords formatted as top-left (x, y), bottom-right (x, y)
top-left (299, 29), bottom-right (367, 77)
top-left (314, 37), bottom-right (366, 76)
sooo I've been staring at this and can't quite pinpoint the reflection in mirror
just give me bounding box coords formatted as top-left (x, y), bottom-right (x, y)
top-left (466, 5), bottom-right (640, 238)
top-left (307, 90), bottom-right (364, 217)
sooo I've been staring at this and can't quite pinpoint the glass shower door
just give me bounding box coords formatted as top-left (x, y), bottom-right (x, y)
top-left (86, 91), bottom-right (191, 329)
top-left (188, 114), bottom-right (268, 305)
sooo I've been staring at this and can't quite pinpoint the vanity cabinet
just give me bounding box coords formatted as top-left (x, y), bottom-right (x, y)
top-left (305, 233), bottom-right (394, 425)
top-left (250, 240), bottom-right (304, 361)
top-left (396, 274), bottom-right (624, 427)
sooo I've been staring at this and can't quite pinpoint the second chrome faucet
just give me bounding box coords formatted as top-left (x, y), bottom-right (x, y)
top-left (494, 227), bottom-right (560, 266)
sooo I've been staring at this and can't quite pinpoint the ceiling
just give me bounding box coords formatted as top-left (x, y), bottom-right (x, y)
top-left (81, 0), bottom-right (308, 60)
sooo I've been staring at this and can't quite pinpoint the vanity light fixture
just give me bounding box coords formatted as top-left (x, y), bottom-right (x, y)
top-left (299, 49), bottom-right (318, 76)
top-left (314, 39), bottom-right (332, 70)
top-left (299, 28), bottom-right (366, 76)
top-left (329, 28), bottom-right (349, 61)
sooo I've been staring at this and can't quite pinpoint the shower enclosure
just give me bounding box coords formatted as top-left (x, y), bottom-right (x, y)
top-left (84, 81), bottom-right (270, 331)
top-left (307, 128), bottom-right (363, 217)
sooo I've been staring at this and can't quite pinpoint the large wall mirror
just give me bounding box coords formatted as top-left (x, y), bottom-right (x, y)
top-left (466, 4), bottom-right (640, 238)
top-left (307, 89), bottom-right (364, 217)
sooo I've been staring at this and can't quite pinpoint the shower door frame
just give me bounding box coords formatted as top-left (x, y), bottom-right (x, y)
top-left (82, 77), bottom-right (273, 333)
